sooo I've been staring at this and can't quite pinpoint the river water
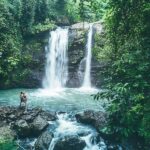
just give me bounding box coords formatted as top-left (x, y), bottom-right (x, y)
top-left (0, 88), bottom-right (106, 113)
top-left (0, 88), bottom-right (115, 150)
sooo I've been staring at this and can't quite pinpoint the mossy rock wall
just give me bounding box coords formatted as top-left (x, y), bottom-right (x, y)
top-left (4, 32), bottom-right (49, 89)
top-left (67, 22), bottom-right (105, 87)
top-left (1, 22), bottom-right (105, 89)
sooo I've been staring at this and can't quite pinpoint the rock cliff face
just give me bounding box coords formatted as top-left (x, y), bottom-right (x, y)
top-left (8, 32), bottom-right (50, 89)
top-left (66, 23), bottom-right (87, 87)
top-left (66, 22), bottom-right (104, 87)
top-left (12, 22), bottom-right (104, 88)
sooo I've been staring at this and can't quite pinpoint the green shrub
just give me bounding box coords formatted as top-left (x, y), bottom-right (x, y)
top-left (0, 140), bottom-right (17, 150)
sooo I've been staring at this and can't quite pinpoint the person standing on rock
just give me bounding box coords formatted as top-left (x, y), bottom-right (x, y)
top-left (20, 92), bottom-right (28, 111)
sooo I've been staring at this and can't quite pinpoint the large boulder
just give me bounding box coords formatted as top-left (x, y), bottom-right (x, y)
top-left (21, 107), bottom-right (57, 122)
top-left (0, 106), bottom-right (57, 136)
top-left (70, 22), bottom-right (90, 30)
top-left (0, 107), bottom-right (54, 138)
top-left (14, 119), bottom-right (30, 137)
top-left (20, 107), bottom-right (43, 122)
top-left (31, 115), bottom-right (49, 136)
top-left (39, 111), bottom-right (57, 121)
top-left (35, 131), bottom-right (53, 150)
top-left (75, 110), bottom-right (107, 131)
top-left (0, 126), bottom-right (16, 141)
top-left (0, 106), bottom-right (40, 122)
top-left (54, 136), bottom-right (86, 150)
top-left (0, 106), bottom-right (17, 122)
top-left (14, 115), bottom-right (50, 137)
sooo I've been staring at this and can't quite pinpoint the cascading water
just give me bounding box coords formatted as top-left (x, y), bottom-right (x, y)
top-left (82, 24), bottom-right (93, 88)
top-left (43, 28), bottom-right (69, 90)
top-left (48, 113), bottom-right (107, 150)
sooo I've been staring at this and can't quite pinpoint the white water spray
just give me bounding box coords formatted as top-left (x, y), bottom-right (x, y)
top-left (82, 24), bottom-right (93, 88)
top-left (48, 113), bottom-right (107, 150)
top-left (43, 28), bottom-right (69, 90)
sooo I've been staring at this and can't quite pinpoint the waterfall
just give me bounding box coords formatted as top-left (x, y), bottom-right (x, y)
top-left (82, 24), bottom-right (93, 88)
top-left (43, 28), bottom-right (69, 90)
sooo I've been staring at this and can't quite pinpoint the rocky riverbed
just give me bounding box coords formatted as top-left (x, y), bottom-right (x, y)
top-left (0, 106), bottom-right (122, 150)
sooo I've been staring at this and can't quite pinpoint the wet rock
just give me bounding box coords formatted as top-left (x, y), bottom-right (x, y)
top-left (21, 107), bottom-right (42, 122)
top-left (75, 110), bottom-right (107, 131)
top-left (8, 114), bottom-right (16, 120)
top-left (40, 111), bottom-right (57, 121)
top-left (57, 111), bottom-right (66, 114)
top-left (0, 125), bottom-right (16, 141)
top-left (31, 115), bottom-right (49, 135)
top-left (30, 107), bottom-right (43, 116)
top-left (15, 109), bottom-right (26, 118)
top-left (21, 114), bottom-right (34, 122)
top-left (35, 131), bottom-right (53, 150)
top-left (54, 136), bottom-right (86, 150)
top-left (107, 145), bottom-right (121, 150)
top-left (0, 106), bottom-right (58, 139)
top-left (0, 107), bottom-right (55, 136)
top-left (70, 22), bottom-right (90, 30)
top-left (14, 115), bottom-right (49, 137)
top-left (18, 138), bottom-right (37, 150)
top-left (0, 107), bottom-right (16, 121)
top-left (78, 131), bottom-right (91, 137)
top-left (0, 121), bottom-right (7, 127)
top-left (0, 106), bottom-right (35, 123)
top-left (14, 119), bottom-right (30, 137)
top-left (67, 24), bottom-right (87, 88)
top-left (68, 28), bottom-right (85, 66)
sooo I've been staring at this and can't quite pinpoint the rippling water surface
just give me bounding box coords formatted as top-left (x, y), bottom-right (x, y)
top-left (0, 88), bottom-right (105, 112)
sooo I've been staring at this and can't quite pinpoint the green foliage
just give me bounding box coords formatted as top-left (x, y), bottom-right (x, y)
top-left (75, 0), bottom-right (108, 22)
top-left (0, 140), bottom-right (17, 150)
top-left (94, 0), bottom-right (150, 148)
top-left (20, 0), bottom-right (36, 34)
top-left (0, 0), bottom-right (22, 86)
top-left (0, 0), bottom-right (91, 88)
top-left (65, 0), bottom-right (81, 23)
top-left (93, 33), bottom-right (112, 61)
top-left (32, 21), bottom-right (56, 34)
